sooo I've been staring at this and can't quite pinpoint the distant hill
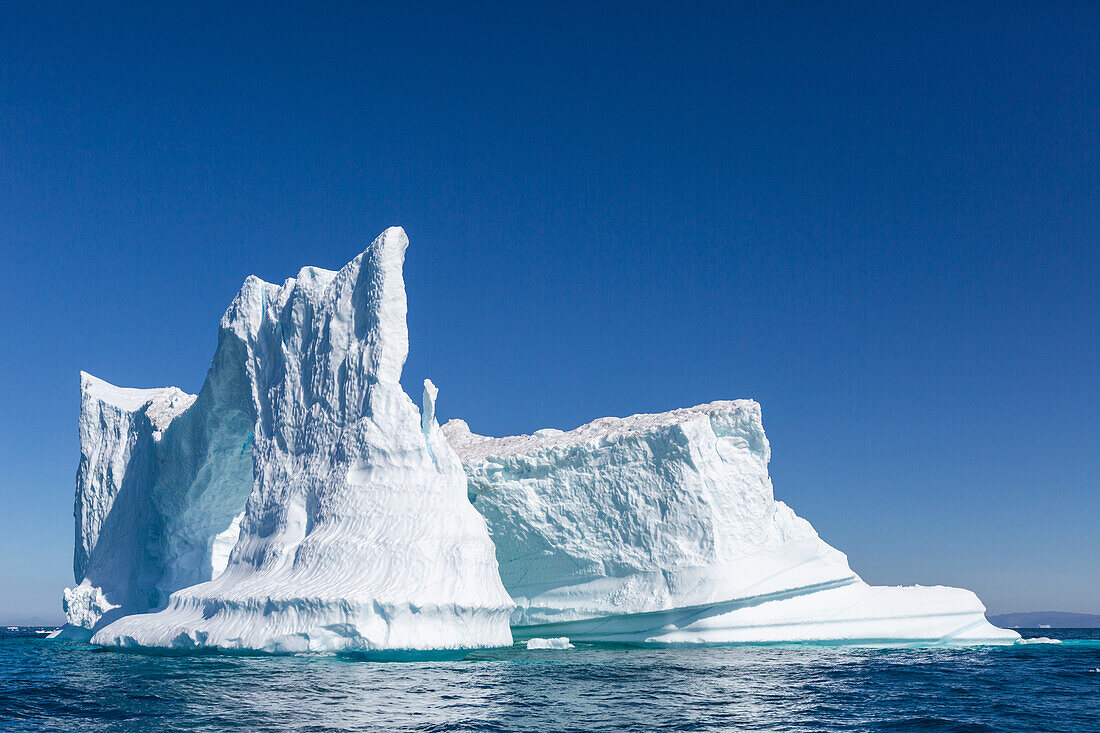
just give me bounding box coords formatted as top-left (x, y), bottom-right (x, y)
top-left (1, 616), bottom-right (63, 627)
top-left (988, 611), bottom-right (1100, 628)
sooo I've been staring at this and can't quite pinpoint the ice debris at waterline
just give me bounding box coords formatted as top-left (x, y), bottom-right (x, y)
top-left (59, 226), bottom-right (1017, 653)
top-left (61, 227), bottom-right (514, 653)
top-left (444, 405), bottom-right (1019, 646)
top-left (526, 637), bottom-right (574, 650)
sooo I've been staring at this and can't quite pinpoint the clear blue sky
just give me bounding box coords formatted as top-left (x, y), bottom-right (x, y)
top-left (0, 2), bottom-right (1096, 623)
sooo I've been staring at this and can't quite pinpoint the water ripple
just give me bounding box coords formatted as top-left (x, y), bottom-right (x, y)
top-left (0, 630), bottom-right (1097, 732)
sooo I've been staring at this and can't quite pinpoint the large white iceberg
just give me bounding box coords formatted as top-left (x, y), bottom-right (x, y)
top-left (64, 227), bottom-right (514, 653)
top-left (61, 225), bottom-right (1016, 652)
top-left (444, 402), bottom-right (1018, 645)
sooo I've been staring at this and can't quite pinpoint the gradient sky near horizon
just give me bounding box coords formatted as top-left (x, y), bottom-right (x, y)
top-left (1, 1), bottom-right (1096, 622)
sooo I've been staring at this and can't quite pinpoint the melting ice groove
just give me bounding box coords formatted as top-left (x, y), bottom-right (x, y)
top-left (58, 227), bottom-right (1018, 654)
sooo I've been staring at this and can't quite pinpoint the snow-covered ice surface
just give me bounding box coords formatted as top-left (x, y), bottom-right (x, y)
top-left (63, 228), bottom-right (514, 654)
top-left (444, 404), bottom-right (1019, 646)
top-left (526, 637), bottom-right (574, 650)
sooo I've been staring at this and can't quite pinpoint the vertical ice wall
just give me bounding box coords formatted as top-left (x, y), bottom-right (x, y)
top-left (64, 375), bottom-right (198, 632)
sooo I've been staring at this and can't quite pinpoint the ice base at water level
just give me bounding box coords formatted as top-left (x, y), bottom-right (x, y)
top-left (90, 597), bottom-right (508, 657)
top-left (502, 542), bottom-right (1018, 646)
top-left (511, 579), bottom-right (1019, 646)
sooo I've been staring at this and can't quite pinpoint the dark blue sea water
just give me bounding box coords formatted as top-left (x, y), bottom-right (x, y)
top-left (1, 627), bottom-right (1097, 732)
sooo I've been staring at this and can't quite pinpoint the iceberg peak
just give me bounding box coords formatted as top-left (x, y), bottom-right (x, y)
top-left (422, 379), bottom-right (439, 435)
top-left (65, 228), bottom-right (514, 654)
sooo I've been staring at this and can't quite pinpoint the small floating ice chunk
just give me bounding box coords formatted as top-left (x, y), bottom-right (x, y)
top-left (1015, 637), bottom-right (1062, 644)
top-left (526, 637), bottom-right (574, 650)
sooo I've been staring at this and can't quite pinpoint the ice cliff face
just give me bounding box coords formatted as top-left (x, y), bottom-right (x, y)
top-left (65, 375), bottom-right (198, 629)
top-left (75, 375), bottom-right (196, 585)
top-left (65, 228), bottom-right (514, 653)
top-left (443, 403), bottom-right (1019, 645)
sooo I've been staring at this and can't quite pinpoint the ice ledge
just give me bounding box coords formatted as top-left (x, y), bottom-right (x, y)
top-left (509, 579), bottom-right (1019, 647)
top-left (443, 399), bottom-right (768, 462)
top-left (80, 371), bottom-right (196, 433)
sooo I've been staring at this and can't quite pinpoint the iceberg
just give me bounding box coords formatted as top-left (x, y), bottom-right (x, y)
top-left (63, 227), bottom-right (514, 653)
top-left (60, 224), bottom-right (1015, 652)
top-left (443, 403), bottom-right (1019, 646)
top-left (63, 375), bottom-right (197, 633)
top-left (526, 637), bottom-right (574, 650)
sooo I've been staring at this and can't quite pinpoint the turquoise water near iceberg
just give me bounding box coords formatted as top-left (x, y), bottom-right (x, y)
top-left (1, 627), bottom-right (1097, 731)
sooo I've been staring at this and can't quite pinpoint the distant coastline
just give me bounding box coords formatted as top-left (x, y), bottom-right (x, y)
top-left (1, 617), bottom-right (64, 628)
top-left (989, 612), bottom-right (1100, 629)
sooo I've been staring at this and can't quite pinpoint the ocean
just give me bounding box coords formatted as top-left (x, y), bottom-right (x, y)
top-left (1, 627), bottom-right (1097, 732)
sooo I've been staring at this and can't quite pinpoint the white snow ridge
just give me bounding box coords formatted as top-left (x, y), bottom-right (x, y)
top-left (61, 226), bottom-right (1018, 653)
